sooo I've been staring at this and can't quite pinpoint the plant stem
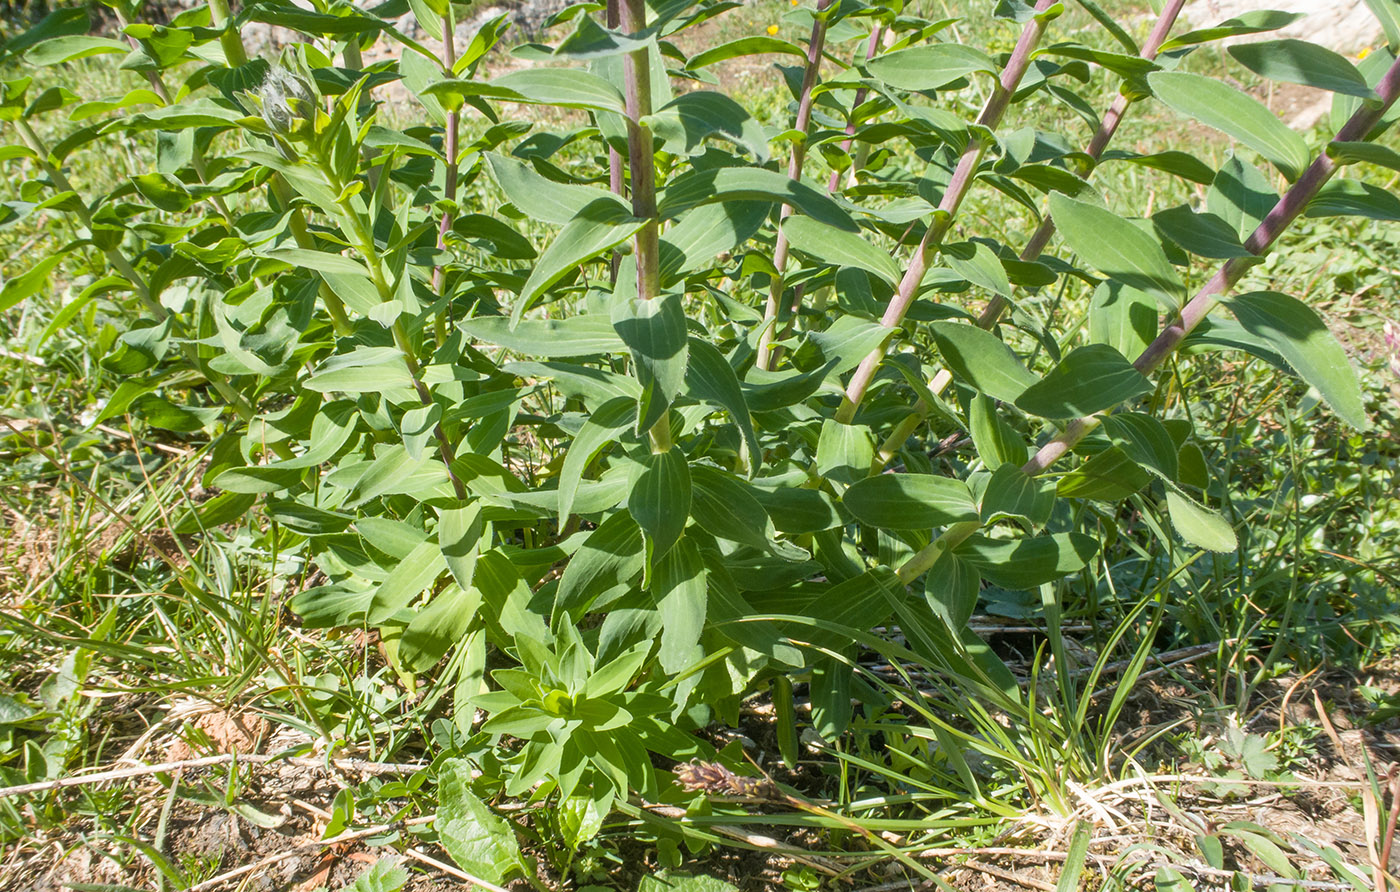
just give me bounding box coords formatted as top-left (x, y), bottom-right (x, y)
top-left (755, 0), bottom-right (834, 371)
top-left (432, 6), bottom-right (461, 344)
top-left (896, 51), bottom-right (1400, 585)
top-left (620, 0), bottom-right (672, 453)
top-left (834, 0), bottom-right (1059, 423)
top-left (872, 0), bottom-right (1186, 470)
top-left (827, 23), bottom-right (884, 194)
top-left (607, 0), bottom-right (626, 284)
top-left (207, 0), bottom-right (249, 67)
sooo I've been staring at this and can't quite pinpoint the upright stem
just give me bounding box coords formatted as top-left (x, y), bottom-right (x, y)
top-left (834, 0), bottom-right (1058, 423)
top-left (619, 0), bottom-right (672, 453)
top-left (755, 0), bottom-right (834, 371)
top-left (433, 8), bottom-right (461, 340)
top-left (827, 24), bottom-right (884, 194)
top-left (606, 0), bottom-right (626, 285)
top-left (872, 0), bottom-right (1188, 472)
top-left (896, 51), bottom-right (1400, 585)
top-left (207, 0), bottom-right (249, 67)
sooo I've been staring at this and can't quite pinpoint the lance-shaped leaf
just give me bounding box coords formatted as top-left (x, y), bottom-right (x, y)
top-left (866, 43), bottom-right (997, 91)
top-left (515, 198), bottom-right (644, 323)
top-left (954, 532), bottom-right (1099, 590)
top-left (843, 474), bottom-right (979, 530)
top-left (614, 292), bottom-right (689, 433)
top-left (1152, 205), bottom-right (1251, 259)
top-left (980, 463), bottom-right (1056, 527)
top-left (484, 152), bottom-right (618, 225)
top-left (652, 537), bottom-right (707, 674)
top-left (1147, 71), bottom-right (1310, 182)
top-left (684, 338), bottom-right (760, 472)
top-left (1016, 344), bottom-right (1153, 419)
top-left (438, 760), bottom-right (525, 882)
top-left (647, 91), bottom-right (769, 163)
top-left (1049, 193), bottom-right (1185, 309)
top-left (554, 511), bottom-right (645, 620)
top-left (628, 449), bottom-right (691, 573)
top-left (929, 321), bottom-right (1040, 403)
top-left (1224, 291), bottom-right (1367, 429)
top-left (558, 397), bottom-right (636, 524)
top-left (1158, 10), bottom-right (1303, 52)
top-left (1165, 485), bottom-right (1237, 552)
top-left (688, 36), bottom-right (807, 69)
top-left (659, 166), bottom-right (856, 231)
top-left (461, 315), bottom-right (625, 357)
top-left (489, 68), bottom-right (627, 113)
top-left (783, 215), bottom-right (901, 285)
top-left (1228, 39), bottom-right (1376, 100)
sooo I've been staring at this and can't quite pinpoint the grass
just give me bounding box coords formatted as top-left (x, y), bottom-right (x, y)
top-left (0, 0), bottom-right (1399, 890)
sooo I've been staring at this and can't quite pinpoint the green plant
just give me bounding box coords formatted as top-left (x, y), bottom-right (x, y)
top-left (3, 0), bottom-right (1400, 884)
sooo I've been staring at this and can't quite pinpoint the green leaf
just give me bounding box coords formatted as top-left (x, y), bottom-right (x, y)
top-left (0, 251), bottom-right (67, 311)
top-left (980, 463), bottom-right (1055, 527)
top-left (1148, 71), bottom-right (1310, 181)
top-left (660, 201), bottom-right (767, 285)
top-left (460, 314), bottom-right (625, 357)
top-left (554, 14), bottom-right (652, 60)
top-left (613, 292), bottom-right (690, 432)
top-left (350, 857), bottom-right (409, 892)
top-left (440, 503), bottom-right (487, 591)
top-left (1366, 0), bottom-right (1400, 50)
top-left (684, 338), bottom-right (760, 472)
top-left (687, 36), bottom-right (807, 69)
top-left (437, 760), bottom-right (523, 883)
top-left (659, 166), bottom-right (856, 232)
top-left (1154, 867), bottom-right (1192, 892)
top-left (647, 91), bottom-right (769, 163)
top-left (783, 215), bottom-right (901, 285)
top-left (1165, 487), bottom-right (1237, 552)
top-left (555, 511), bottom-right (645, 620)
top-left (639, 873), bottom-right (739, 892)
top-left (652, 537), bottom-right (707, 673)
top-left (1306, 177), bottom-right (1400, 221)
top-left (1100, 413), bottom-right (1178, 479)
top-left (558, 396), bottom-right (635, 523)
top-left (1088, 281), bottom-right (1159, 359)
top-left (924, 549), bottom-right (981, 629)
top-left (929, 321), bottom-right (1040, 403)
top-left (1208, 156), bottom-right (1278, 242)
top-left (1100, 149), bottom-right (1217, 184)
top-left (1225, 291), bottom-right (1366, 429)
top-left (26, 35), bottom-right (129, 66)
top-left (943, 240), bottom-right (1011, 298)
top-left (808, 316), bottom-right (895, 376)
top-left (1152, 205), bottom-right (1251, 259)
top-left (1328, 139), bottom-right (1400, 172)
top-left (1057, 445), bottom-right (1150, 500)
top-left (305, 347), bottom-right (414, 395)
top-left (815, 419), bottom-right (875, 486)
top-left (368, 539), bottom-right (447, 623)
top-left (516, 198), bottom-right (644, 321)
top-left (1048, 192), bottom-right (1184, 309)
top-left (400, 584), bottom-right (480, 672)
top-left (968, 393), bottom-right (1028, 469)
top-left (1016, 344), bottom-right (1153, 419)
top-left (1158, 10), bottom-right (1303, 52)
top-left (1228, 40), bottom-right (1376, 100)
top-left (484, 152), bottom-right (618, 225)
top-left (843, 473), bottom-right (979, 529)
top-left (628, 450), bottom-right (692, 570)
top-left (490, 67), bottom-right (627, 113)
top-left (867, 43), bottom-right (997, 91)
top-left (955, 532), bottom-right (1099, 589)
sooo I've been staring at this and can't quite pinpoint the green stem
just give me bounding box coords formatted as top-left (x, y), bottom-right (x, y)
top-left (207, 0), bottom-right (250, 67)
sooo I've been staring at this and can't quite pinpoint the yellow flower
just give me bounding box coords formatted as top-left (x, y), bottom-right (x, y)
top-left (767, 23), bottom-right (780, 35)
top-left (790, 0), bottom-right (799, 5)
top-left (1360, 47), bottom-right (1373, 60)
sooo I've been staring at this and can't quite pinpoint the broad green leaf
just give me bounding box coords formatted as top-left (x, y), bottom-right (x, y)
top-left (461, 314), bottom-right (625, 357)
top-left (1057, 445), bottom-right (1150, 500)
top-left (1207, 156), bottom-right (1278, 242)
top-left (614, 292), bottom-right (689, 432)
top-left (647, 91), bottom-right (769, 163)
top-left (1101, 413), bottom-right (1178, 479)
top-left (1366, 0), bottom-right (1400, 50)
top-left (1152, 205), bottom-right (1251, 259)
top-left (555, 511), bottom-right (646, 620)
top-left (368, 539), bottom-right (447, 623)
top-left (1048, 192), bottom-right (1184, 309)
top-left (815, 419), bottom-right (874, 486)
top-left (924, 549), bottom-right (981, 629)
top-left (1099, 149), bottom-right (1216, 184)
top-left (808, 316), bottom-right (895, 376)
top-left (968, 393), bottom-right (1028, 469)
top-left (437, 760), bottom-right (523, 882)
top-left (1158, 10), bottom-right (1304, 52)
top-left (943, 240), bottom-right (1011, 298)
top-left (400, 584), bottom-right (481, 672)
top-left (628, 450), bottom-right (691, 570)
top-left (783, 215), bottom-right (901, 285)
top-left (1328, 140), bottom-right (1400, 172)
top-left (1165, 487), bottom-right (1237, 552)
top-left (1306, 177), bottom-right (1400, 221)
top-left (1088, 281), bottom-right (1159, 359)
top-left (558, 396), bottom-right (635, 523)
top-left (980, 463), bottom-right (1055, 527)
top-left (843, 473), bottom-right (979, 529)
top-left (305, 347), bottom-right (415, 395)
top-left (484, 152), bottom-right (618, 225)
top-left (1016, 344), bottom-right (1153, 419)
top-left (440, 502), bottom-right (487, 591)
top-left (554, 14), bottom-right (652, 59)
top-left (684, 337), bottom-right (760, 472)
top-left (930, 321), bottom-right (1039, 403)
top-left (687, 36), bottom-right (807, 69)
top-left (1228, 40), bottom-right (1376, 100)
top-left (105, 99), bottom-right (243, 132)
top-left (652, 537), bottom-right (706, 673)
top-left (752, 486), bottom-right (844, 534)
top-left (0, 252), bottom-right (67, 311)
top-left (639, 873), bottom-right (740, 892)
top-left (689, 464), bottom-right (776, 551)
top-left (1225, 291), bottom-right (1367, 428)
top-left (26, 35), bottom-right (129, 66)
top-left (1148, 71), bottom-right (1310, 181)
top-left (867, 44), bottom-right (997, 91)
top-left (516, 198), bottom-right (644, 321)
top-left (741, 357), bottom-right (839, 412)
top-left (955, 532), bottom-right (1098, 589)
top-left (490, 68), bottom-right (627, 113)
top-left (660, 201), bottom-right (767, 284)
top-left (659, 166), bottom-right (856, 232)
